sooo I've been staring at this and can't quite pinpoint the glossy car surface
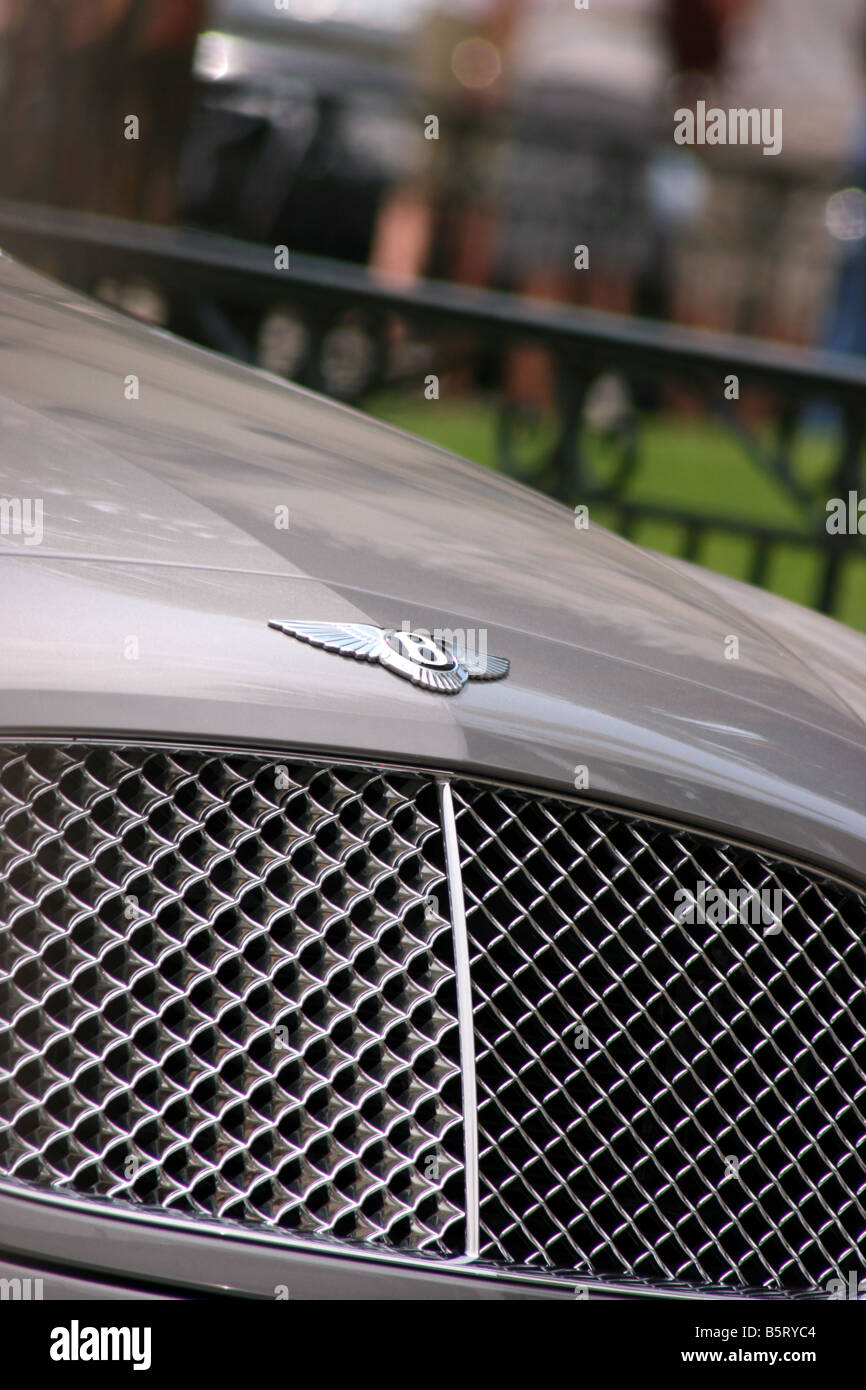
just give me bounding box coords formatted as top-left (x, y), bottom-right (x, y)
top-left (2, 255), bottom-right (864, 878)
top-left (1, 252), bottom-right (865, 1298)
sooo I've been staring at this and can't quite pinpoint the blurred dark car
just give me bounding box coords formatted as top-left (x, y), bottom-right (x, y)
top-left (179, 0), bottom-right (425, 261)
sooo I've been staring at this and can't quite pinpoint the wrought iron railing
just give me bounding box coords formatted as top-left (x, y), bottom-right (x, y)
top-left (0, 199), bottom-right (863, 621)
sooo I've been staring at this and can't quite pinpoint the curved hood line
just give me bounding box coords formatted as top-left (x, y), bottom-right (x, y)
top-left (2, 254), bottom-right (866, 889)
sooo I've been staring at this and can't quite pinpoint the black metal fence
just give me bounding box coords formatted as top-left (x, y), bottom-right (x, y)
top-left (0, 198), bottom-right (863, 622)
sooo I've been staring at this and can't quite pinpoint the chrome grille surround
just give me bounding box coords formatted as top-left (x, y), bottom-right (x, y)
top-left (0, 744), bottom-right (464, 1252)
top-left (1, 741), bottom-right (865, 1296)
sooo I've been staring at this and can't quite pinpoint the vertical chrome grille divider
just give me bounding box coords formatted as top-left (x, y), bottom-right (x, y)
top-left (437, 777), bottom-right (480, 1260)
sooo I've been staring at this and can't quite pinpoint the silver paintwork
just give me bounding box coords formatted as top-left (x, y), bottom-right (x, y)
top-left (0, 253), bottom-right (865, 1297)
top-left (0, 256), bottom-right (863, 887)
top-left (0, 1255), bottom-right (178, 1300)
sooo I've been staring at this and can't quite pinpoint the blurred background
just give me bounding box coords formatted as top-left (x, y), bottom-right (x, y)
top-left (1, 0), bottom-right (865, 626)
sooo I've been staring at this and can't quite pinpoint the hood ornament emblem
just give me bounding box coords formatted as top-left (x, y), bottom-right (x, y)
top-left (268, 621), bottom-right (509, 695)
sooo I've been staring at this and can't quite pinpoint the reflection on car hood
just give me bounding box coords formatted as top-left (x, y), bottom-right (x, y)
top-left (1, 254), bottom-right (865, 883)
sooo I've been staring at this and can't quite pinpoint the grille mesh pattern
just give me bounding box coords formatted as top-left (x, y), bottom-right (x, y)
top-left (2, 744), bottom-right (866, 1293)
top-left (452, 781), bottom-right (866, 1292)
top-left (0, 745), bottom-right (464, 1252)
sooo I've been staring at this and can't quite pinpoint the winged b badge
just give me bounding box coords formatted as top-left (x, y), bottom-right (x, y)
top-left (268, 620), bottom-right (509, 695)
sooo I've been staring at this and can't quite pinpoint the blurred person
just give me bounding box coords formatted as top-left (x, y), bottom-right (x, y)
top-left (664, 0), bottom-right (748, 101)
top-left (659, 0), bottom-right (751, 334)
top-left (823, 8), bottom-right (866, 360)
top-left (369, 0), bottom-right (526, 286)
top-left (368, 0), bottom-right (526, 401)
top-left (0, 0), bottom-right (203, 222)
top-left (0, 0), bottom-right (65, 204)
top-left (671, 0), bottom-right (866, 340)
top-left (719, 0), bottom-right (865, 164)
top-left (496, 0), bottom-right (670, 411)
top-left (504, 0), bottom-right (669, 308)
top-left (102, 0), bottom-right (206, 223)
top-left (58, 1), bottom-right (139, 215)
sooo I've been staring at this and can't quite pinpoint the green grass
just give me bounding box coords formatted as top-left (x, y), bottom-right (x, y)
top-left (363, 393), bottom-right (866, 633)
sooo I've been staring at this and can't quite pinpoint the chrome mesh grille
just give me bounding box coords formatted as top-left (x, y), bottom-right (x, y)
top-left (451, 781), bottom-right (866, 1292)
top-left (2, 743), bottom-right (866, 1293)
top-left (0, 745), bottom-right (464, 1252)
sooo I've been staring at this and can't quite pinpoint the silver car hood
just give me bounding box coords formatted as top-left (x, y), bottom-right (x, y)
top-left (1, 254), bottom-right (865, 883)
